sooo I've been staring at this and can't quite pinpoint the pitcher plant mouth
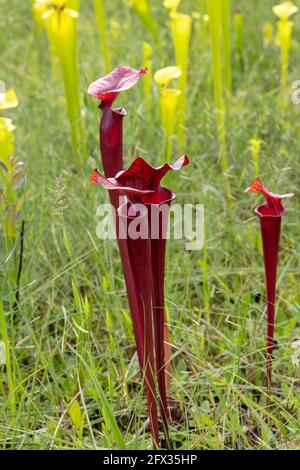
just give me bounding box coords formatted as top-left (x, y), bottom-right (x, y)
top-left (246, 177), bottom-right (294, 216)
top-left (255, 204), bottom-right (286, 218)
top-left (88, 64), bottom-right (147, 106)
top-left (90, 155), bottom-right (189, 205)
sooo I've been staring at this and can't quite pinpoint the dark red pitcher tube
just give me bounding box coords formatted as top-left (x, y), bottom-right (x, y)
top-left (256, 207), bottom-right (282, 389)
top-left (99, 104), bottom-right (127, 179)
top-left (118, 202), bottom-right (160, 447)
top-left (148, 200), bottom-right (174, 432)
top-left (246, 178), bottom-right (294, 398)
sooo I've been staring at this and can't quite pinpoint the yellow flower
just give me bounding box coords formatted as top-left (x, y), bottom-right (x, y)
top-left (41, 5), bottom-right (78, 21)
top-left (0, 118), bottom-right (16, 161)
top-left (163, 0), bottom-right (181, 11)
top-left (154, 66), bottom-right (181, 87)
top-left (0, 85), bottom-right (18, 111)
top-left (272, 1), bottom-right (298, 20)
top-left (33, 0), bottom-right (78, 23)
top-left (0, 117), bottom-right (15, 133)
top-left (249, 138), bottom-right (262, 153)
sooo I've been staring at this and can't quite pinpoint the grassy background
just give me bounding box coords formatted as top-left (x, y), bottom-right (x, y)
top-left (0, 0), bottom-right (300, 449)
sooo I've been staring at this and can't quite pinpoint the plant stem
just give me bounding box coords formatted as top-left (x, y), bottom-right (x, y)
top-left (143, 42), bottom-right (153, 119)
top-left (13, 220), bottom-right (25, 311)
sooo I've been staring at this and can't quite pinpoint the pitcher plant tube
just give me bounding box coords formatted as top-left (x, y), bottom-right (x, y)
top-left (129, 0), bottom-right (159, 45)
top-left (91, 155), bottom-right (189, 447)
top-left (34, 1), bottom-right (83, 158)
top-left (170, 10), bottom-right (192, 148)
top-left (154, 66), bottom-right (182, 163)
top-left (246, 178), bottom-right (294, 402)
top-left (234, 10), bottom-right (245, 73)
top-left (273, 1), bottom-right (298, 103)
top-left (221, 0), bottom-right (232, 96)
top-left (0, 83), bottom-right (26, 241)
top-left (206, 0), bottom-right (229, 178)
top-left (94, 0), bottom-right (111, 72)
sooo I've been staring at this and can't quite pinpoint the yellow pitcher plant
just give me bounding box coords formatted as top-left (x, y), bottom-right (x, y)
top-left (221, 0), bottom-right (232, 95)
top-left (33, 1), bottom-right (83, 159)
top-left (94, 0), bottom-right (111, 73)
top-left (0, 83), bottom-right (18, 162)
top-left (234, 10), bottom-right (244, 73)
top-left (273, 1), bottom-right (298, 101)
top-left (0, 83), bottom-right (26, 241)
top-left (169, 11), bottom-right (192, 148)
top-left (163, 0), bottom-right (181, 12)
top-left (129, 0), bottom-right (159, 45)
top-left (154, 66), bottom-right (182, 163)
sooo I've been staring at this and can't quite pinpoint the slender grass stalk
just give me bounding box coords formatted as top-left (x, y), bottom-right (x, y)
top-left (234, 11), bottom-right (244, 73)
top-left (221, 0), bottom-right (232, 96)
top-left (73, 349), bottom-right (127, 449)
top-left (170, 12), bottom-right (192, 148)
top-left (143, 42), bottom-right (153, 118)
top-left (94, 0), bottom-right (111, 73)
top-left (206, 0), bottom-right (228, 174)
top-left (0, 299), bottom-right (16, 419)
top-left (129, 0), bottom-right (159, 45)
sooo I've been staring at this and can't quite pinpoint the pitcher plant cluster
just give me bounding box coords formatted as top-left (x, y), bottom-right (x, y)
top-left (0, 0), bottom-right (296, 450)
top-left (85, 61), bottom-right (295, 447)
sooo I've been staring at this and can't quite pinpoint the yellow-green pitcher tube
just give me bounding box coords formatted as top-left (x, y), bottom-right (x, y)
top-left (278, 19), bottom-right (293, 98)
top-left (234, 10), bottom-right (244, 73)
top-left (160, 88), bottom-right (181, 163)
top-left (68, 0), bottom-right (80, 10)
top-left (129, 0), bottom-right (159, 45)
top-left (221, 0), bottom-right (232, 97)
top-left (143, 42), bottom-right (153, 118)
top-left (45, 9), bottom-right (83, 160)
top-left (94, 0), bottom-right (111, 73)
top-left (272, 2), bottom-right (298, 104)
top-left (206, 0), bottom-right (228, 174)
top-left (170, 12), bottom-right (192, 148)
